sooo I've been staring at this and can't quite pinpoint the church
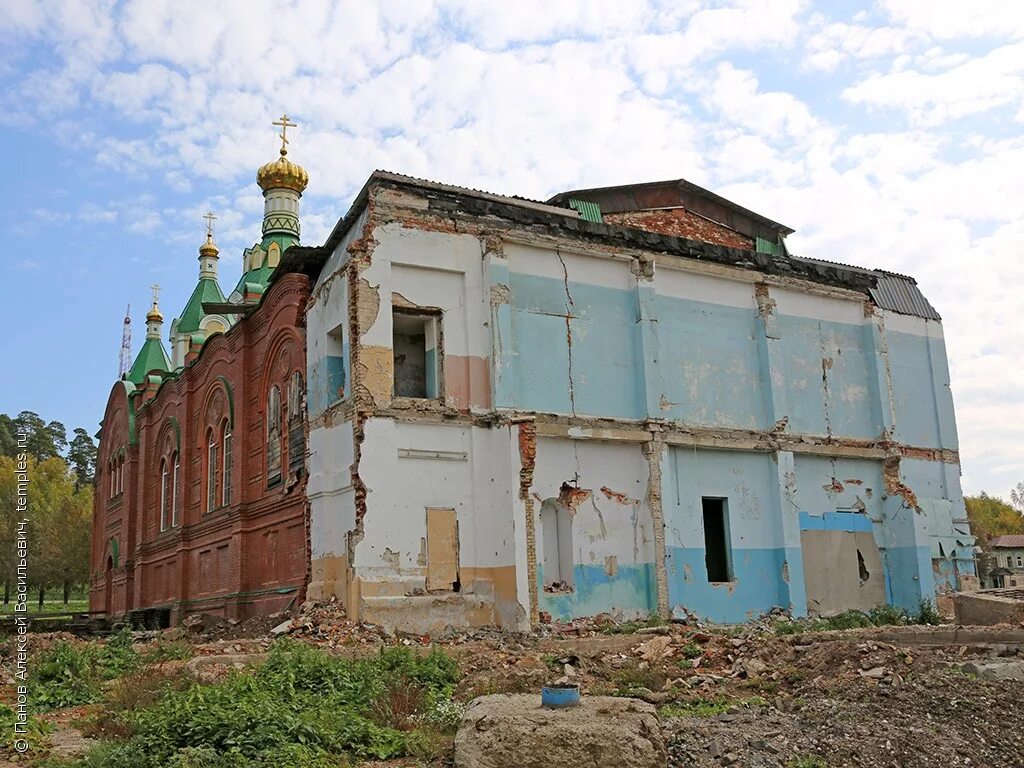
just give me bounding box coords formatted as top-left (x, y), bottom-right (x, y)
top-left (91, 120), bottom-right (977, 630)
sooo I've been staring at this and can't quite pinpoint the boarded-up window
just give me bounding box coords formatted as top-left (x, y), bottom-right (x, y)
top-left (425, 507), bottom-right (460, 592)
top-left (393, 310), bottom-right (441, 399)
top-left (222, 425), bottom-right (232, 506)
top-left (267, 385), bottom-right (282, 487)
top-left (287, 372), bottom-right (305, 473)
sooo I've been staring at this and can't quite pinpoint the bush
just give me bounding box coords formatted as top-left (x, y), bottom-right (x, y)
top-left (67, 640), bottom-right (460, 768)
top-left (29, 628), bottom-right (141, 712)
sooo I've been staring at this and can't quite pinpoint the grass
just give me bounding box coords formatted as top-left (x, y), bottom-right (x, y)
top-left (48, 639), bottom-right (461, 767)
top-left (773, 600), bottom-right (942, 635)
top-left (598, 613), bottom-right (665, 635)
top-left (788, 756), bottom-right (828, 768)
top-left (0, 599), bottom-right (89, 616)
top-left (659, 695), bottom-right (767, 719)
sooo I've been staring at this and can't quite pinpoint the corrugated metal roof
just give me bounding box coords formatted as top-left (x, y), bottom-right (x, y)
top-left (869, 271), bottom-right (941, 321)
top-left (793, 258), bottom-right (941, 321)
top-left (989, 535), bottom-right (1024, 549)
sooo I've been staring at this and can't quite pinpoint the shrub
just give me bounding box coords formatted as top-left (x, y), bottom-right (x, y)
top-left (66, 639), bottom-right (460, 768)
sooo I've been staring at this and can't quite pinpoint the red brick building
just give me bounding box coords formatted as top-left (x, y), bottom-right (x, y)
top-left (90, 129), bottom-right (314, 625)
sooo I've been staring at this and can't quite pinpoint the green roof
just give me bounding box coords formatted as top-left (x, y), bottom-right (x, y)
top-left (127, 337), bottom-right (171, 385)
top-left (175, 277), bottom-right (226, 334)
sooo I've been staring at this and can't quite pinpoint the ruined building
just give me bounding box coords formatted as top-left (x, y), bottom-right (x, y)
top-left (92, 125), bottom-right (976, 628)
top-left (295, 173), bottom-right (975, 632)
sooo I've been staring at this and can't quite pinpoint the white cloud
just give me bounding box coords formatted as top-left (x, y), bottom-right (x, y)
top-left (5, 0), bottom-right (1023, 499)
top-left (843, 42), bottom-right (1024, 125)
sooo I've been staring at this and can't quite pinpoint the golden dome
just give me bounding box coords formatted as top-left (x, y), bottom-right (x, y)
top-left (146, 304), bottom-right (163, 323)
top-left (256, 148), bottom-right (309, 194)
top-left (199, 232), bottom-right (219, 258)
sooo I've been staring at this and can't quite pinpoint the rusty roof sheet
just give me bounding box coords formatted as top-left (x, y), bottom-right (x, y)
top-left (989, 535), bottom-right (1024, 549)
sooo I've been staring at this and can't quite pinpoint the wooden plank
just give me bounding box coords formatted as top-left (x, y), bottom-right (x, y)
top-left (426, 507), bottom-right (459, 592)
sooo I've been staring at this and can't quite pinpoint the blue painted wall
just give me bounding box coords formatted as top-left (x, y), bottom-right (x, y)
top-left (654, 296), bottom-right (766, 429)
top-left (773, 316), bottom-right (878, 439)
top-left (662, 448), bottom-right (791, 622)
top-left (538, 562), bottom-right (656, 621)
top-left (507, 273), bottom-right (643, 418)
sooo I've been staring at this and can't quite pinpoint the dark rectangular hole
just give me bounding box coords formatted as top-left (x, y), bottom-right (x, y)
top-left (702, 497), bottom-right (731, 582)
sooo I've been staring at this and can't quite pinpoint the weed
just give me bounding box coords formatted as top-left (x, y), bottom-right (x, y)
top-left (141, 639), bottom-right (194, 664)
top-left (788, 755), bottom-right (828, 768)
top-left (600, 613), bottom-right (664, 635)
top-left (1, 704), bottom-right (52, 758)
top-left (658, 695), bottom-right (766, 719)
top-left (613, 662), bottom-right (665, 694)
top-left (65, 639), bottom-right (461, 768)
top-left (775, 601), bottom-right (942, 636)
top-left (679, 641), bottom-right (703, 659)
top-left (913, 599), bottom-right (941, 626)
top-left (676, 659), bottom-right (694, 670)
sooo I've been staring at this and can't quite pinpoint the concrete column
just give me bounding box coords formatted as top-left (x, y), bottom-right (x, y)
top-left (642, 424), bottom-right (670, 619)
top-left (633, 270), bottom-right (664, 418)
top-left (485, 243), bottom-right (514, 410)
top-left (775, 450), bottom-right (808, 617)
top-left (753, 284), bottom-right (785, 427)
top-left (865, 309), bottom-right (897, 437)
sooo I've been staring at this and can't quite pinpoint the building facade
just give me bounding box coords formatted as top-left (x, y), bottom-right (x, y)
top-left (978, 535), bottom-right (1024, 589)
top-left (92, 138), bottom-right (977, 629)
top-left (296, 172), bottom-right (977, 633)
top-left (90, 128), bottom-right (313, 624)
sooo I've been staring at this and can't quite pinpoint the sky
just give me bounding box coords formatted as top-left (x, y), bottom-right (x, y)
top-left (0, 0), bottom-right (1021, 499)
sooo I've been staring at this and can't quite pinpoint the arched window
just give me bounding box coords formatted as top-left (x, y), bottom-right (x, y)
top-left (287, 372), bottom-right (305, 474)
top-left (159, 460), bottom-right (169, 531)
top-left (539, 498), bottom-right (574, 591)
top-left (207, 431), bottom-right (219, 513)
top-left (267, 385), bottom-right (282, 487)
top-left (171, 453), bottom-right (180, 527)
top-left (109, 460), bottom-right (114, 498)
top-left (222, 423), bottom-right (232, 506)
top-left (117, 456), bottom-right (124, 495)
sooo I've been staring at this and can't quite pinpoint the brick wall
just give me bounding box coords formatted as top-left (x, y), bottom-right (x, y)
top-left (90, 273), bottom-right (311, 623)
top-left (604, 208), bottom-right (755, 250)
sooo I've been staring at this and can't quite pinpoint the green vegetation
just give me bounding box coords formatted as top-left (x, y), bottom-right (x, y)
top-left (30, 629), bottom-right (140, 711)
top-left (788, 755), bottom-right (828, 768)
top-left (0, 599), bottom-right (89, 616)
top-left (599, 613), bottom-right (665, 635)
top-left (965, 492), bottom-right (1024, 542)
top-left (55, 639), bottom-right (460, 767)
top-left (1, 704), bottom-right (53, 758)
top-left (773, 601), bottom-right (941, 635)
top-left (659, 695), bottom-right (767, 719)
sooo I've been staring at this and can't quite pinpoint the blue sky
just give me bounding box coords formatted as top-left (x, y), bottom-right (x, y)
top-left (1, 0), bottom-right (1021, 498)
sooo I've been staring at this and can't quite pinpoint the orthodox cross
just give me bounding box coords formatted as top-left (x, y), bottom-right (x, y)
top-left (203, 210), bottom-right (217, 237)
top-left (271, 114), bottom-right (297, 154)
top-left (150, 284), bottom-right (160, 308)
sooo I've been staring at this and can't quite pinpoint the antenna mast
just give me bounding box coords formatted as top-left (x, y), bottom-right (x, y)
top-left (119, 304), bottom-right (132, 378)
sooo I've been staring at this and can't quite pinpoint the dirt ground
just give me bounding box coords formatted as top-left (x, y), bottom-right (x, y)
top-left (5, 610), bottom-right (1024, 767)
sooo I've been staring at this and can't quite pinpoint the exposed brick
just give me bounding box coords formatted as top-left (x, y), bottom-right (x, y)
top-left (604, 208), bottom-right (755, 250)
top-left (90, 273), bottom-right (311, 624)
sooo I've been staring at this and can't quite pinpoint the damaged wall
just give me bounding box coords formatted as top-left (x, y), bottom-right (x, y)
top-left (663, 448), bottom-right (792, 623)
top-left (529, 437), bottom-right (657, 621)
top-left (302, 181), bottom-right (974, 631)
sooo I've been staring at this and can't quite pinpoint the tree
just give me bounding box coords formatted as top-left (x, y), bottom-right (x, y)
top-left (2, 411), bottom-right (68, 461)
top-left (68, 428), bottom-right (98, 490)
top-left (0, 454), bottom-right (92, 607)
top-left (965, 492), bottom-right (1024, 544)
top-left (1011, 482), bottom-right (1024, 515)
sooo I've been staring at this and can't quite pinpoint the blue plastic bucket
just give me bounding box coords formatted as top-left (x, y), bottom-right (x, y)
top-left (541, 684), bottom-right (580, 708)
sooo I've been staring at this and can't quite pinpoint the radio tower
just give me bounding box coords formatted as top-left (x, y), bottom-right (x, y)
top-left (118, 304), bottom-right (132, 379)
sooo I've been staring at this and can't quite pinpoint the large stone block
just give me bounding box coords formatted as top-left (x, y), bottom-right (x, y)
top-left (454, 694), bottom-right (666, 768)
